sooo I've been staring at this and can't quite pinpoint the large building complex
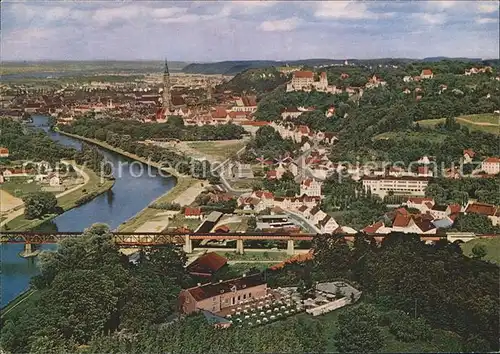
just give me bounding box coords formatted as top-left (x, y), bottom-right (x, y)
top-left (362, 176), bottom-right (431, 198)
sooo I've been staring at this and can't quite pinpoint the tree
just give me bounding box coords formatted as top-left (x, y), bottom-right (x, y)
top-left (334, 304), bottom-right (384, 353)
top-left (471, 244), bottom-right (487, 260)
top-left (23, 192), bottom-right (58, 219)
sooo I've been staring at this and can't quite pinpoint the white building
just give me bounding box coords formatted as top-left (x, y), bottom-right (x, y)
top-left (481, 157), bottom-right (500, 175)
top-left (300, 178), bottom-right (322, 197)
top-left (286, 71), bottom-right (340, 93)
top-left (362, 176), bottom-right (430, 199)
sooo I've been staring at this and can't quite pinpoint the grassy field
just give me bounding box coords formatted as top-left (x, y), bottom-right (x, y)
top-left (2, 167), bottom-right (114, 231)
top-left (186, 140), bottom-right (246, 160)
top-left (118, 176), bottom-right (198, 232)
top-left (166, 214), bottom-right (202, 231)
top-left (461, 237), bottom-right (500, 264)
top-left (417, 113), bottom-right (499, 135)
top-left (1, 178), bottom-right (45, 198)
top-left (373, 131), bottom-right (447, 143)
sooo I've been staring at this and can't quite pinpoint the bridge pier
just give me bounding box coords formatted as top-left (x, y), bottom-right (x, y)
top-left (236, 239), bottom-right (244, 255)
top-left (287, 240), bottom-right (295, 255)
top-left (19, 243), bottom-right (40, 258)
top-left (183, 234), bottom-right (193, 254)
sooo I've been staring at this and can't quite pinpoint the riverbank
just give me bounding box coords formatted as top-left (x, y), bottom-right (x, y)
top-left (1, 165), bottom-right (114, 231)
top-left (57, 131), bottom-right (207, 233)
top-left (58, 131), bottom-right (183, 178)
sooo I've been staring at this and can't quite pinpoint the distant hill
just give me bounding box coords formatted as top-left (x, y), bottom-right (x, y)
top-left (422, 57), bottom-right (483, 62)
top-left (216, 67), bottom-right (288, 94)
top-left (182, 57), bottom-right (494, 75)
top-left (183, 59), bottom-right (345, 75)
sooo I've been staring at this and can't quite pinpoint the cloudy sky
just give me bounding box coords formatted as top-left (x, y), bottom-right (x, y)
top-left (2, 1), bottom-right (499, 61)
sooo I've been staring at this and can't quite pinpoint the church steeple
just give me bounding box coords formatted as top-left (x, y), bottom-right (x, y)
top-left (162, 58), bottom-right (171, 114)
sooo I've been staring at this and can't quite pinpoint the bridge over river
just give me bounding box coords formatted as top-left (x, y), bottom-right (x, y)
top-left (2, 231), bottom-right (497, 256)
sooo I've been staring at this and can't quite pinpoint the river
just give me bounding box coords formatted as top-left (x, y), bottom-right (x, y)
top-left (1, 115), bottom-right (176, 307)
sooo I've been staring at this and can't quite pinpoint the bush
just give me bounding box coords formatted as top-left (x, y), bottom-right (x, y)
top-left (149, 202), bottom-right (181, 210)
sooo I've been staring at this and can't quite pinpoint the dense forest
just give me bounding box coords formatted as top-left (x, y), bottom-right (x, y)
top-left (0, 118), bottom-right (75, 164)
top-left (59, 117), bottom-right (247, 142)
top-left (1, 226), bottom-right (497, 353)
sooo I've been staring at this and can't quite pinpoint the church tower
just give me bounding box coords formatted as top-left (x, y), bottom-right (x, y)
top-left (162, 58), bottom-right (171, 114)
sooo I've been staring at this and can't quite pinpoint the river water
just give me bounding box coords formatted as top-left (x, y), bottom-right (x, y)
top-left (1, 115), bottom-right (176, 306)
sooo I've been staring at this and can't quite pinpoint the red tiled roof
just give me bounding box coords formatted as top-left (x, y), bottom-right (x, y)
top-left (211, 107), bottom-right (228, 119)
top-left (463, 149), bottom-right (475, 157)
top-left (0, 148), bottom-right (9, 154)
top-left (393, 213), bottom-right (411, 227)
top-left (465, 202), bottom-right (497, 216)
top-left (447, 204), bottom-right (461, 214)
top-left (255, 191), bottom-right (274, 199)
top-left (484, 157), bottom-right (500, 163)
top-left (293, 71), bottom-right (314, 79)
top-left (407, 197), bottom-right (434, 204)
top-left (421, 69), bottom-right (433, 76)
top-left (363, 221), bottom-right (384, 233)
top-left (187, 252), bottom-right (227, 276)
top-left (185, 207), bottom-right (202, 216)
top-left (215, 225), bottom-right (230, 233)
top-left (187, 274), bottom-right (265, 301)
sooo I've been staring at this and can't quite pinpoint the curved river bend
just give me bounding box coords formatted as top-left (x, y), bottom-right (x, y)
top-left (1, 115), bottom-right (176, 306)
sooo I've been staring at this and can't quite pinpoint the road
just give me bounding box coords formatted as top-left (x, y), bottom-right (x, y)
top-left (284, 209), bottom-right (322, 234)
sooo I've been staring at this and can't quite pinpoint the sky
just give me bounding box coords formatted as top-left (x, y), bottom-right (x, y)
top-left (2, 1), bottom-right (499, 62)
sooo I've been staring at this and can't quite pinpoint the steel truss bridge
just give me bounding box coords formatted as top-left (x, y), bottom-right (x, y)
top-left (1, 231), bottom-right (497, 246)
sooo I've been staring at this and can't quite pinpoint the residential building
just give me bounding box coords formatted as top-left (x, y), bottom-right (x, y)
top-left (362, 176), bottom-right (430, 199)
top-left (392, 213), bottom-right (437, 234)
top-left (362, 221), bottom-right (392, 234)
top-left (463, 149), bottom-right (475, 163)
top-left (179, 274), bottom-right (267, 314)
top-left (300, 178), bottom-right (322, 197)
top-left (317, 215), bottom-right (339, 234)
top-left (481, 157), bottom-right (500, 175)
top-left (231, 95), bottom-right (257, 113)
top-left (420, 69), bottom-right (434, 79)
top-left (0, 148), bottom-right (9, 158)
top-left (185, 207), bottom-right (202, 219)
top-left (404, 197), bottom-right (435, 213)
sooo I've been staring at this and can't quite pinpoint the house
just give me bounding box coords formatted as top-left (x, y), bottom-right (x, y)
top-left (185, 207), bottom-right (202, 219)
top-left (317, 215), bottom-right (339, 234)
top-left (0, 148), bottom-right (9, 158)
top-left (404, 197), bottom-right (435, 213)
top-left (232, 95), bottom-right (257, 113)
top-left (481, 157), bottom-right (500, 175)
top-left (417, 166), bottom-right (433, 177)
top-left (392, 214), bottom-right (437, 234)
top-left (48, 174), bottom-right (61, 186)
top-left (463, 149), bottom-right (475, 163)
top-left (325, 106), bottom-right (336, 118)
top-left (179, 274), bottom-right (267, 314)
top-left (297, 205), bottom-right (311, 218)
top-left (365, 75), bottom-right (387, 89)
top-left (340, 73), bottom-right (350, 80)
top-left (362, 221), bottom-right (391, 234)
top-left (420, 69), bottom-right (434, 79)
top-left (403, 76), bottom-right (413, 83)
top-left (187, 252), bottom-right (228, 278)
top-left (300, 178), bottom-right (322, 197)
top-left (403, 88), bottom-right (411, 94)
top-left (309, 206), bottom-right (327, 224)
